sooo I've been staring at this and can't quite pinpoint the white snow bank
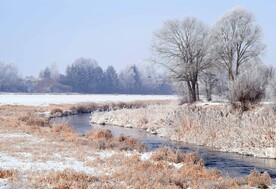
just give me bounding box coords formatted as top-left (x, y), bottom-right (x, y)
top-left (140, 152), bottom-right (153, 161)
top-left (0, 94), bottom-right (176, 106)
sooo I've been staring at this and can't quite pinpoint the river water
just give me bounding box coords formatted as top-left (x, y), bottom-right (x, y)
top-left (52, 114), bottom-right (276, 181)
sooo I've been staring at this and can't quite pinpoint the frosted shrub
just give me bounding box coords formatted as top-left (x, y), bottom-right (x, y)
top-left (229, 65), bottom-right (267, 110)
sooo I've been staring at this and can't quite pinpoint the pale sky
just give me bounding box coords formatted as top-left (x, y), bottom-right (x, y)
top-left (0, 0), bottom-right (275, 76)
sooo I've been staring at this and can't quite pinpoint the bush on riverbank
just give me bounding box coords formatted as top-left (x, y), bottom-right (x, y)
top-left (85, 129), bottom-right (146, 152)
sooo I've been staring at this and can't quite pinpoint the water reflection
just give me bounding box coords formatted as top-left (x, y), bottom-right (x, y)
top-left (52, 114), bottom-right (276, 181)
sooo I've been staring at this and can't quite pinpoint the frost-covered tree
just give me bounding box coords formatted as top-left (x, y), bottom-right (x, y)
top-left (39, 63), bottom-right (60, 81)
top-left (0, 62), bottom-right (19, 91)
top-left (151, 17), bottom-right (212, 102)
top-left (92, 66), bottom-right (106, 93)
top-left (132, 65), bottom-right (141, 93)
top-left (211, 7), bottom-right (266, 81)
top-left (66, 58), bottom-right (99, 93)
top-left (136, 64), bottom-right (173, 94)
top-left (39, 66), bottom-right (51, 79)
top-left (49, 62), bottom-right (60, 81)
top-left (119, 64), bottom-right (142, 94)
top-left (105, 66), bottom-right (119, 93)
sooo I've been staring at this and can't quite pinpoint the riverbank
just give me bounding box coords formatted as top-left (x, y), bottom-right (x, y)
top-left (0, 104), bottom-right (273, 188)
top-left (91, 102), bottom-right (276, 159)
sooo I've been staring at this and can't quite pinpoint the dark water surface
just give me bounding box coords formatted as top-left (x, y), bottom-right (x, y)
top-left (52, 114), bottom-right (276, 181)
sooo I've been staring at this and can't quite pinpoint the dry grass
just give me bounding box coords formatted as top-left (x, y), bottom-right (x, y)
top-left (0, 104), bottom-right (274, 188)
top-left (86, 129), bottom-right (113, 140)
top-left (0, 169), bottom-right (17, 180)
top-left (151, 147), bottom-right (189, 164)
top-left (0, 105), bottom-right (50, 136)
top-left (49, 100), bottom-right (171, 118)
top-left (91, 103), bottom-right (178, 131)
top-left (92, 102), bottom-right (276, 157)
top-left (51, 123), bottom-right (80, 142)
top-left (113, 134), bottom-right (146, 151)
top-left (69, 102), bottom-right (102, 113)
top-left (170, 104), bottom-right (276, 158)
top-left (50, 108), bottom-right (63, 116)
top-left (50, 124), bottom-right (146, 152)
top-left (111, 148), bottom-right (262, 189)
top-left (115, 159), bottom-right (185, 189)
top-left (86, 129), bottom-right (146, 152)
top-left (247, 170), bottom-right (271, 188)
top-left (52, 123), bottom-right (76, 133)
top-left (30, 170), bottom-right (99, 189)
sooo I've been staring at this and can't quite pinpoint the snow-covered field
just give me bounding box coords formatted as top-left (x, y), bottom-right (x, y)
top-left (0, 94), bottom-right (176, 106)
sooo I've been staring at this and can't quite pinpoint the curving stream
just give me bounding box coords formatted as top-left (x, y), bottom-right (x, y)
top-left (52, 114), bottom-right (276, 181)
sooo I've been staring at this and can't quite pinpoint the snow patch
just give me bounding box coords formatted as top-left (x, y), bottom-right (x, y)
top-left (18, 152), bottom-right (32, 158)
top-left (0, 133), bottom-right (32, 139)
top-left (0, 179), bottom-right (10, 189)
top-left (0, 94), bottom-right (176, 106)
top-left (0, 152), bottom-right (98, 176)
top-left (172, 163), bottom-right (183, 169)
top-left (96, 151), bottom-right (116, 159)
top-left (140, 152), bottom-right (153, 161)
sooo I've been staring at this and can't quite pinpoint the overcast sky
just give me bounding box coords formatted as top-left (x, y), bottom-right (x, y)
top-left (0, 0), bottom-right (275, 76)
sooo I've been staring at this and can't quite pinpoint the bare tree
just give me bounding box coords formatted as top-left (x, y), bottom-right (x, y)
top-left (211, 7), bottom-right (266, 81)
top-left (151, 17), bottom-right (212, 103)
top-left (199, 69), bottom-right (218, 101)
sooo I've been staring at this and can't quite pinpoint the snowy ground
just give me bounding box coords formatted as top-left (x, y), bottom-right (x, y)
top-left (0, 93), bottom-right (176, 106)
top-left (0, 129), bottom-right (137, 188)
top-left (0, 101), bottom-right (274, 188)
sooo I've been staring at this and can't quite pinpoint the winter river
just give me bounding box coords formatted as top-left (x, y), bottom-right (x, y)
top-left (52, 114), bottom-right (276, 182)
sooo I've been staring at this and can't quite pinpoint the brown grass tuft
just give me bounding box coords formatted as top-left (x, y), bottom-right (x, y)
top-left (50, 108), bottom-right (63, 116)
top-left (86, 129), bottom-right (113, 140)
top-left (51, 123), bottom-right (80, 142)
top-left (0, 169), bottom-right (17, 179)
top-left (69, 103), bottom-right (99, 113)
top-left (52, 123), bottom-right (76, 133)
top-left (85, 130), bottom-right (146, 151)
top-left (32, 170), bottom-right (99, 189)
top-left (19, 113), bottom-right (49, 127)
top-left (247, 170), bottom-right (271, 188)
top-left (68, 100), bottom-right (166, 115)
top-left (151, 147), bottom-right (202, 165)
top-left (113, 134), bottom-right (146, 151)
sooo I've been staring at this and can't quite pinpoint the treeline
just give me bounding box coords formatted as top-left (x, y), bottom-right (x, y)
top-left (151, 7), bottom-right (275, 108)
top-left (0, 58), bottom-right (172, 94)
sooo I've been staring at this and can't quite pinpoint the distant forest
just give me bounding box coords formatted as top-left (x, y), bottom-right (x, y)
top-left (0, 58), bottom-right (173, 94)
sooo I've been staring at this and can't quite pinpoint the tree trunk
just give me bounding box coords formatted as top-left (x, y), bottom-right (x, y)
top-left (196, 82), bottom-right (200, 101)
top-left (186, 81), bottom-right (196, 103)
top-left (206, 82), bottom-right (212, 101)
top-left (228, 57), bottom-right (234, 81)
top-left (228, 69), bottom-right (234, 81)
